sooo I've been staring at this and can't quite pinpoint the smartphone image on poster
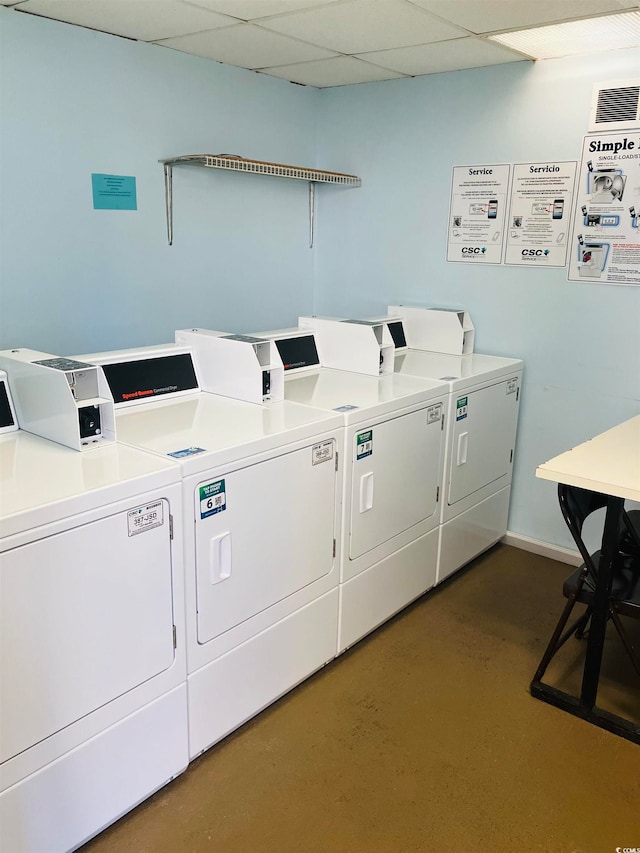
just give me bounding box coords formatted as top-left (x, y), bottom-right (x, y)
top-left (552, 199), bottom-right (564, 220)
top-left (487, 199), bottom-right (498, 219)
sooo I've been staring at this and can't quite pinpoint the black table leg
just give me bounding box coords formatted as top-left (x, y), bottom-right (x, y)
top-left (580, 495), bottom-right (624, 709)
top-left (531, 493), bottom-right (640, 743)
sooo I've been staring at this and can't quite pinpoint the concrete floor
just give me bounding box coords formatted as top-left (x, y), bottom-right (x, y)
top-left (82, 545), bottom-right (640, 853)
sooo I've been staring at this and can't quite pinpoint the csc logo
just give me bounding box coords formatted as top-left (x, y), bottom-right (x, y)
top-left (522, 249), bottom-right (550, 257)
top-left (462, 247), bottom-right (486, 254)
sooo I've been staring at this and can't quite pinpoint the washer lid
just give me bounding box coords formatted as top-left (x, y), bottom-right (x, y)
top-left (0, 431), bottom-right (179, 540)
top-left (283, 368), bottom-right (447, 424)
top-left (395, 351), bottom-right (522, 391)
top-left (113, 392), bottom-right (343, 476)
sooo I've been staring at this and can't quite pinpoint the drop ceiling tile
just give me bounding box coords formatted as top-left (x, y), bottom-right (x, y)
top-left (159, 22), bottom-right (337, 67)
top-left (257, 0), bottom-right (469, 54)
top-left (261, 55), bottom-right (407, 86)
top-left (184, 0), bottom-right (343, 20)
top-left (14, 0), bottom-right (235, 40)
top-left (410, 0), bottom-right (640, 35)
top-left (359, 37), bottom-right (528, 76)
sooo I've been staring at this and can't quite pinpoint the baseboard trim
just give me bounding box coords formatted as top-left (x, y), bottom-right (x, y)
top-left (502, 531), bottom-right (581, 566)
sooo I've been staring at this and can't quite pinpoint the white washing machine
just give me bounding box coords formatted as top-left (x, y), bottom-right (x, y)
top-left (576, 234), bottom-right (610, 278)
top-left (78, 344), bottom-right (343, 760)
top-left (0, 360), bottom-right (188, 853)
top-left (383, 310), bottom-right (523, 583)
top-left (250, 324), bottom-right (449, 655)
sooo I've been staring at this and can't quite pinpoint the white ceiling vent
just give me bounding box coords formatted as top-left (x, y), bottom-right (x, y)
top-left (588, 80), bottom-right (640, 133)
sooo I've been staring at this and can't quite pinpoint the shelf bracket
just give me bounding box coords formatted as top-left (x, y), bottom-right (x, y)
top-left (164, 163), bottom-right (173, 247)
top-left (309, 182), bottom-right (315, 249)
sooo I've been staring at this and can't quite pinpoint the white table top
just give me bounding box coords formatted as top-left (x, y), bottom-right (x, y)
top-left (536, 415), bottom-right (640, 502)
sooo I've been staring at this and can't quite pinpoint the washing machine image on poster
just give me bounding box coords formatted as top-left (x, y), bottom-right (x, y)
top-left (568, 133), bottom-right (640, 285)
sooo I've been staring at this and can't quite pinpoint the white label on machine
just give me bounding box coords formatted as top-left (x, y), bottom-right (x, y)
top-left (506, 378), bottom-right (518, 395)
top-left (456, 396), bottom-right (468, 421)
top-left (426, 403), bottom-right (443, 425)
top-left (127, 501), bottom-right (164, 536)
top-left (200, 479), bottom-right (226, 519)
top-left (312, 440), bottom-right (334, 465)
top-left (356, 430), bottom-right (373, 460)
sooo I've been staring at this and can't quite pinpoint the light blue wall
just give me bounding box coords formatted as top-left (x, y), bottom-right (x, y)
top-left (315, 49), bottom-right (640, 548)
top-left (1, 6), bottom-right (638, 549)
top-left (0, 7), bottom-right (320, 354)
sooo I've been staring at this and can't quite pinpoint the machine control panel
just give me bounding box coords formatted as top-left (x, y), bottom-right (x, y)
top-left (0, 372), bottom-right (17, 433)
top-left (101, 354), bottom-right (199, 405)
top-left (274, 335), bottom-right (320, 371)
top-left (221, 334), bottom-right (265, 344)
top-left (0, 350), bottom-right (115, 449)
top-left (387, 321), bottom-right (407, 349)
top-left (175, 328), bottom-right (284, 404)
top-left (32, 357), bottom-right (94, 371)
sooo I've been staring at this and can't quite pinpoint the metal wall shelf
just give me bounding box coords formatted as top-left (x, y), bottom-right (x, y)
top-left (160, 153), bottom-right (361, 247)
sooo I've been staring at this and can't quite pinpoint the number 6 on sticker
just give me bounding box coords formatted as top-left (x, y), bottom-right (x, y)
top-left (199, 478), bottom-right (226, 519)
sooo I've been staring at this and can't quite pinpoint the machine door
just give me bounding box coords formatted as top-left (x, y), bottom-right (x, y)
top-left (195, 440), bottom-right (337, 644)
top-left (0, 500), bottom-right (174, 764)
top-left (448, 378), bottom-right (519, 506)
top-left (349, 405), bottom-right (444, 560)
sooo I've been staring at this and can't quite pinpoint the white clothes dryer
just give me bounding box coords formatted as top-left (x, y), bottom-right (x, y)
top-left (78, 345), bottom-right (343, 760)
top-left (251, 327), bottom-right (449, 655)
top-left (0, 362), bottom-right (188, 853)
top-left (383, 318), bottom-right (523, 584)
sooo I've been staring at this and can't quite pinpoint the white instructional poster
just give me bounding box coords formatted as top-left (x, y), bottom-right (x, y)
top-left (447, 164), bottom-right (510, 264)
top-left (568, 133), bottom-right (640, 285)
top-left (504, 161), bottom-right (577, 267)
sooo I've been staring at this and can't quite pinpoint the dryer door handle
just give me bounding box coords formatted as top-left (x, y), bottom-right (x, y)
top-left (210, 532), bottom-right (232, 584)
top-left (456, 432), bottom-right (469, 466)
top-left (359, 471), bottom-right (374, 513)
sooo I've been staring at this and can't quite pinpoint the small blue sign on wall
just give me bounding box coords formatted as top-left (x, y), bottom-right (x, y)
top-left (91, 173), bottom-right (137, 210)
